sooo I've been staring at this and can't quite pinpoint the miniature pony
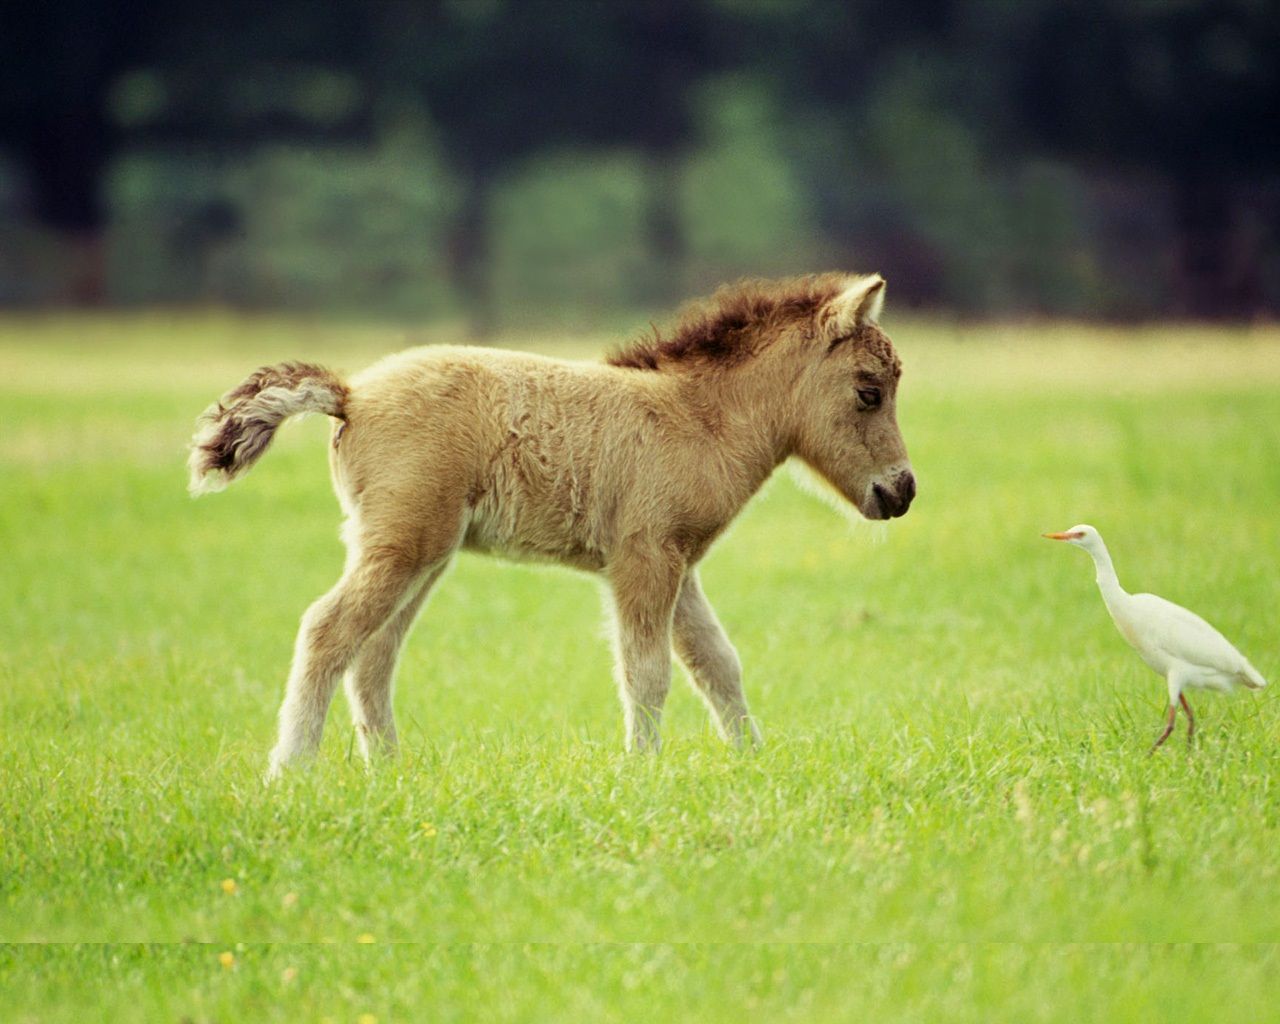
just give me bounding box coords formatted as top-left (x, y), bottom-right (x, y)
top-left (188, 273), bottom-right (915, 777)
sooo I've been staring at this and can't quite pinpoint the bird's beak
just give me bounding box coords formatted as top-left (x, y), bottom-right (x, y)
top-left (1042, 531), bottom-right (1084, 541)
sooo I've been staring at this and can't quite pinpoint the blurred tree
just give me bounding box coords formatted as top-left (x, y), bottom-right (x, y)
top-left (722, 0), bottom-right (996, 307)
top-left (1019, 0), bottom-right (1280, 317)
top-left (3, 0), bottom-right (1278, 318)
top-left (727, 0), bottom-right (1280, 317)
top-left (624, 0), bottom-right (711, 307)
top-left (1, 0), bottom-right (717, 324)
top-left (0, 1), bottom-right (375, 304)
top-left (0, 3), bottom-right (150, 302)
top-left (368, 0), bottom-right (716, 333)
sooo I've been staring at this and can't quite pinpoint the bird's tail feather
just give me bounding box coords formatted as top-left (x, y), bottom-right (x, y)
top-left (1241, 661), bottom-right (1267, 690)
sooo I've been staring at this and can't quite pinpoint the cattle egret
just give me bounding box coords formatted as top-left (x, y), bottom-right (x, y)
top-left (1044, 524), bottom-right (1267, 753)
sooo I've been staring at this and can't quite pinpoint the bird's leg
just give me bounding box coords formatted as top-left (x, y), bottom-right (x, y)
top-left (1180, 693), bottom-right (1195, 746)
top-left (1148, 703), bottom-right (1177, 756)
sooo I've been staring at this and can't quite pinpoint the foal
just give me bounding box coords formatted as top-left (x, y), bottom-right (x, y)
top-left (188, 273), bottom-right (915, 777)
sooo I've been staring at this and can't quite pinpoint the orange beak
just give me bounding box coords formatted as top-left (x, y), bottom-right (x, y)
top-left (1042, 531), bottom-right (1084, 541)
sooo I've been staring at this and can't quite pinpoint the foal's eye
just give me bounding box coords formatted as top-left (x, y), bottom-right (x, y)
top-left (857, 387), bottom-right (882, 409)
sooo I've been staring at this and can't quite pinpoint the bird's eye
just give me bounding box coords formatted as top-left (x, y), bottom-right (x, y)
top-left (857, 387), bottom-right (881, 409)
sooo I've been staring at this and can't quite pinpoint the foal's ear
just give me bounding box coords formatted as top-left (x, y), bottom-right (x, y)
top-left (824, 274), bottom-right (886, 339)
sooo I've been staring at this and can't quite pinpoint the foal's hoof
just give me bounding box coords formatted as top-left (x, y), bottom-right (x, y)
top-left (263, 752), bottom-right (291, 785)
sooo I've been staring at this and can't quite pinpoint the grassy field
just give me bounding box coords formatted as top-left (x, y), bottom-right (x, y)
top-left (3, 312), bottom-right (1280, 1019)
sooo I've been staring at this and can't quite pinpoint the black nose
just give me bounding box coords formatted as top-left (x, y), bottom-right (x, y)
top-left (872, 470), bottom-right (916, 518)
top-left (896, 469), bottom-right (916, 508)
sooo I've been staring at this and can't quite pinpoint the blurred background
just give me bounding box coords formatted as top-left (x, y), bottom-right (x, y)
top-left (2, 0), bottom-right (1278, 333)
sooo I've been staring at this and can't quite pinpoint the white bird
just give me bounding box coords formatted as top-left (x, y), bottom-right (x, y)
top-left (1043, 524), bottom-right (1267, 753)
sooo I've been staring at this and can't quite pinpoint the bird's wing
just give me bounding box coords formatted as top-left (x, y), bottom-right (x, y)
top-left (1130, 593), bottom-right (1249, 674)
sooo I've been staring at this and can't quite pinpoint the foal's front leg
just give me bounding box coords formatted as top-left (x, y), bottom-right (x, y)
top-left (672, 571), bottom-right (761, 746)
top-left (608, 545), bottom-right (684, 752)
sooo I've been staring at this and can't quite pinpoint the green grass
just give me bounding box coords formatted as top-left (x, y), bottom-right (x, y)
top-left (3, 314), bottom-right (1280, 1019)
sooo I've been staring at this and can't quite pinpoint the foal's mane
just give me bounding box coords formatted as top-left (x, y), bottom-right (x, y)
top-left (608, 273), bottom-right (850, 371)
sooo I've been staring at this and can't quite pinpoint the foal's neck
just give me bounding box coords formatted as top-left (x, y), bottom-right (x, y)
top-left (670, 357), bottom-right (794, 493)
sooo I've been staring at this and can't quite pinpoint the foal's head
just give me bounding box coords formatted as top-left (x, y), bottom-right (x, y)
top-left (609, 272), bottom-right (915, 521)
top-left (789, 274), bottom-right (915, 520)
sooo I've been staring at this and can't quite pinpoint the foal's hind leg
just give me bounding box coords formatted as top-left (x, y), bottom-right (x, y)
top-left (343, 563), bottom-right (447, 762)
top-left (672, 571), bottom-right (761, 746)
top-left (266, 546), bottom-right (426, 780)
top-left (266, 485), bottom-right (465, 779)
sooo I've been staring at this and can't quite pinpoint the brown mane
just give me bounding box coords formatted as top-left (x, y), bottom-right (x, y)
top-left (608, 273), bottom-right (851, 371)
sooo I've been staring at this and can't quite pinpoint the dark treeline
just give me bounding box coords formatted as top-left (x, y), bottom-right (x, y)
top-left (2, 0), bottom-right (1278, 327)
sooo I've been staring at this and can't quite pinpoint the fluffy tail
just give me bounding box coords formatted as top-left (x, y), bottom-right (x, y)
top-left (1241, 661), bottom-right (1267, 690)
top-left (187, 361), bottom-right (348, 495)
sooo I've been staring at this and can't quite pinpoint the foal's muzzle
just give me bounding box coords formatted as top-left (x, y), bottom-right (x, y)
top-left (870, 469), bottom-right (916, 519)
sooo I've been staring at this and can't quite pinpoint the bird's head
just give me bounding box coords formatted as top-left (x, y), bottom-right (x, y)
top-left (1042, 523), bottom-right (1102, 551)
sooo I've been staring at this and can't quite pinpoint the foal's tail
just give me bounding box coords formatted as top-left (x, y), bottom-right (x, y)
top-left (187, 361), bottom-right (348, 495)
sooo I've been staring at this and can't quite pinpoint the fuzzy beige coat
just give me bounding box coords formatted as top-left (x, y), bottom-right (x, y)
top-left (189, 273), bottom-right (915, 777)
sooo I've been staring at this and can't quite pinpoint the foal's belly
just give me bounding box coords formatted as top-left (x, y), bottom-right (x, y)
top-left (462, 505), bottom-right (607, 573)
top-left (461, 428), bottom-right (612, 572)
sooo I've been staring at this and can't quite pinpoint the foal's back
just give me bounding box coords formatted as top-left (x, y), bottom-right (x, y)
top-left (337, 346), bottom-right (673, 570)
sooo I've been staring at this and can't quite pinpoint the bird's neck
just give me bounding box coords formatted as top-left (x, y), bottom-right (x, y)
top-left (1087, 543), bottom-right (1128, 608)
